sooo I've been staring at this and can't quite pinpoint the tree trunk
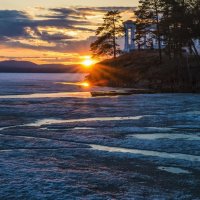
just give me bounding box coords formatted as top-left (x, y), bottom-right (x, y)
top-left (113, 37), bottom-right (116, 59)
top-left (168, 37), bottom-right (172, 59)
top-left (113, 16), bottom-right (116, 59)
top-left (155, 0), bottom-right (162, 63)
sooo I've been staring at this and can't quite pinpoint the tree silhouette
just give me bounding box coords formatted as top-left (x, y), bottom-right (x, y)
top-left (90, 10), bottom-right (124, 59)
top-left (135, 0), bottom-right (164, 63)
top-left (136, 0), bottom-right (200, 61)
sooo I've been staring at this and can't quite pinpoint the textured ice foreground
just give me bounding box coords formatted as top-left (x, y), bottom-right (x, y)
top-left (90, 144), bottom-right (200, 162)
top-left (25, 116), bottom-right (143, 127)
top-left (0, 73), bottom-right (200, 200)
top-left (129, 133), bottom-right (200, 141)
top-left (158, 166), bottom-right (191, 174)
top-left (0, 92), bottom-right (91, 99)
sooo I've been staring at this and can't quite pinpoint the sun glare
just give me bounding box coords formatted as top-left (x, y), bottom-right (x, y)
top-left (82, 56), bottom-right (96, 67)
top-left (81, 82), bottom-right (90, 87)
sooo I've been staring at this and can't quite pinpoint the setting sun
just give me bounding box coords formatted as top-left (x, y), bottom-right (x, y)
top-left (81, 56), bottom-right (96, 67)
top-left (80, 81), bottom-right (90, 87)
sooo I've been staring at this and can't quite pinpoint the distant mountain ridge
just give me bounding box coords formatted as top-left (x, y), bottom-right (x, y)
top-left (0, 60), bottom-right (86, 73)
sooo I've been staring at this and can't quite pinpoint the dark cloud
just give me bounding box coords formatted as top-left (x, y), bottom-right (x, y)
top-left (3, 35), bottom-right (96, 53)
top-left (0, 7), bottom-right (135, 53)
top-left (44, 7), bottom-right (136, 19)
top-left (47, 8), bottom-right (80, 19)
top-left (39, 32), bottom-right (74, 41)
top-left (76, 7), bottom-right (136, 13)
top-left (33, 19), bottom-right (92, 29)
top-left (0, 10), bottom-right (30, 37)
top-left (0, 10), bottom-right (29, 19)
top-left (0, 9), bottom-right (93, 38)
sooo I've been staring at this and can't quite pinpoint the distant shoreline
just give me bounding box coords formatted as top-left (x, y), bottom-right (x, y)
top-left (0, 60), bottom-right (88, 73)
top-left (0, 72), bottom-right (85, 73)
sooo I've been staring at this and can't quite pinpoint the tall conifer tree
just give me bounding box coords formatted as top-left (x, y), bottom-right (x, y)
top-left (135, 0), bottom-right (164, 63)
top-left (90, 10), bottom-right (124, 59)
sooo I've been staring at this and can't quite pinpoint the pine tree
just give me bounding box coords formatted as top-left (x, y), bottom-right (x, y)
top-left (161, 0), bottom-right (200, 59)
top-left (136, 0), bottom-right (200, 60)
top-left (90, 10), bottom-right (124, 59)
top-left (162, 0), bottom-right (186, 58)
top-left (135, 0), bottom-right (164, 63)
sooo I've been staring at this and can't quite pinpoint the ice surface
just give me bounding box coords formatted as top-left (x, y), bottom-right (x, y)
top-left (0, 73), bottom-right (200, 199)
top-left (0, 92), bottom-right (91, 99)
top-left (90, 144), bottom-right (200, 162)
top-left (129, 133), bottom-right (200, 141)
top-left (24, 116), bottom-right (144, 127)
top-left (158, 166), bottom-right (191, 174)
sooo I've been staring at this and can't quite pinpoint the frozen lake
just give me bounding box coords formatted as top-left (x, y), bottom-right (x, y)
top-left (0, 73), bottom-right (200, 199)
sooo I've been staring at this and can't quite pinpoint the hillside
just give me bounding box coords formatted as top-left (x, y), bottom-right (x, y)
top-left (86, 51), bottom-right (200, 92)
top-left (0, 60), bottom-right (86, 73)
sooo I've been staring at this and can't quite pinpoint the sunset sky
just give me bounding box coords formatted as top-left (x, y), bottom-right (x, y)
top-left (0, 0), bottom-right (138, 64)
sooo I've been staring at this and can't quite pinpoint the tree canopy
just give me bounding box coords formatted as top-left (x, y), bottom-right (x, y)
top-left (135, 0), bottom-right (200, 61)
top-left (90, 10), bottom-right (124, 59)
top-left (135, 0), bottom-right (164, 62)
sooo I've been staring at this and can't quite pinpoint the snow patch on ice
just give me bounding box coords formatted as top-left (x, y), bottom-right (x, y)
top-left (146, 127), bottom-right (174, 131)
top-left (129, 133), bottom-right (200, 141)
top-left (158, 166), bottom-right (191, 174)
top-left (24, 116), bottom-right (144, 127)
top-left (0, 116), bottom-right (143, 131)
top-left (73, 127), bottom-right (96, 130)
top-left (90, 144), bottom-right (200, 162)
top-left (0, 125), bottom-right (18, 131)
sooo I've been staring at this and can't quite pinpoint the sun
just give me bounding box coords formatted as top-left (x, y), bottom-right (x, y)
top-left (80, 81), bottom-right (90, 87)
top-left (82, 59), bottom-right (93, 67)
top-left (81, 56), bottom-right (96, 67)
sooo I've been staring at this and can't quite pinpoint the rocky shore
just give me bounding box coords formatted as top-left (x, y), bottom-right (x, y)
top-left (86, 51), bottom-right (200, 93)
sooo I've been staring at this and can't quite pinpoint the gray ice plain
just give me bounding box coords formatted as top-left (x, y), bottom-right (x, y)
top-left (0, 73), bottom-right (200, 200)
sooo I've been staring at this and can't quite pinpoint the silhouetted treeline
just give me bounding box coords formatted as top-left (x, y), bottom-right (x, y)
top-left (135, 0), bottom-right (200, 63)
top-left (90, 10), bottom-right (124, 59)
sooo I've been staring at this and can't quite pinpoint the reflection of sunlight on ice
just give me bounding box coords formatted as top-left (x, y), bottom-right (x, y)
top-left (0, 92), bottom-right (91, 99)
top-left (129, 133), bottom-right (200, 141)
top-left (90, 144), bottom-right (200, 162)
top-left (57, 81), bottom-right (91, 87)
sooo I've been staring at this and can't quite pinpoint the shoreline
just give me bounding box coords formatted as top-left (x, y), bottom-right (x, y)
top-left (86, 51), bottom-right (200, 94)
top-left (89, 86), bottom-right (200, 94)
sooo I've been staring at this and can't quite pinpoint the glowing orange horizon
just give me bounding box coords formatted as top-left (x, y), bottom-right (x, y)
top-left (81, 56), bottom-right (97, 68)
top-left (56, 81), bottom-right (91, 87)
top-left (80, 81), bottom-right (90, 87)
